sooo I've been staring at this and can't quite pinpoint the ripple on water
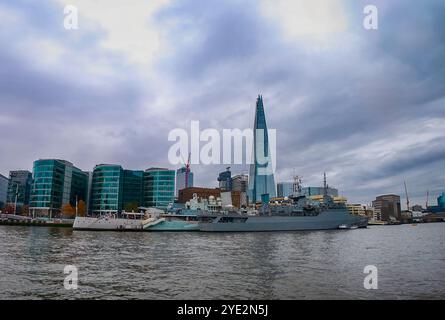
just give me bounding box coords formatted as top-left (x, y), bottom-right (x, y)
top-left (0, 224), bottom-right (445, 299)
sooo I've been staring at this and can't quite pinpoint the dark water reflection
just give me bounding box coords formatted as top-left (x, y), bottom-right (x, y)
top-left (0, 223), bottom-right (444, 299)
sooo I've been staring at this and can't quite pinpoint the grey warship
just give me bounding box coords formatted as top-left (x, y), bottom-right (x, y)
top-left (198, 176), bottom-right (368, 232)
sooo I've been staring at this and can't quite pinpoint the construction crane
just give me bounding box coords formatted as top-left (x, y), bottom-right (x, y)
top-left (404, 181), bottom-right (410, 211)
top-left (426, 190), bottom-right (429, 209)
top-left (185, 152), bottom-right (191, 188)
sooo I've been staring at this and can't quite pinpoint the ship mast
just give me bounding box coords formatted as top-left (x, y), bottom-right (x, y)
top-left (292, 175), bottom-right (302, 197)
top-left (323, 172), bottom-right (328, 202)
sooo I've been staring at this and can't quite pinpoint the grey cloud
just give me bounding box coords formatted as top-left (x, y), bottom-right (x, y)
top-left (0, 0), bottom-right (444, 208)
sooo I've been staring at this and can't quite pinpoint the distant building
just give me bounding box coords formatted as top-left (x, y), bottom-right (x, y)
top-left (178, 187), bottom-right (221, 204)
top-left (411, 204), bottom-right (423, 212)
top-left (427, 192), bottom-right (445, 213)
top-left (347, 204), bottom-right (366, 216)
top-left (301, 186), bottom-right (338, 197)
top-left (0, 174), bottom-right (8, 209)
top-left (232, 174), bottom-right (248, 193)
top-left (143, 168), bottom-right (175, 209)
top-left (310, 194), bottom-right (347, 204)
top-left (176, 167), bottom-right (194, 196)
top-left (218, 167), bottom-right (232, 191)
top-left (6, 170), bottom-right (32, 209)
top-left (30, 159), bottom-right (89, 217)
top-left (277, 182), bottom-right (293, 198)
top-left (372, 194), bottom-right (401, 222)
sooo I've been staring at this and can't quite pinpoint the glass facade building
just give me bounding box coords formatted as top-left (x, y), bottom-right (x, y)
top-left (143, 168), bottom-right (175, 209)
top-left (175, 166), bottom-right (193, 196)
top-left (217, 168), bottom-right (232, 191)
top-left (123, 169), bottom-right (143, 209)
top-left (6, 170), bottom-right (33, 208)
top-left (91, 165), bottom-right (124, 214)
top-left (277, 182), bottom-right (294, 198)
top-left (30, 159), bottom-right (88, 216)
top-left (0, 174), bottom-right (8, 209)
top-left (90, 165), bottom-right (144, 214)
top-left (248, 95), bottom-right (276, 202)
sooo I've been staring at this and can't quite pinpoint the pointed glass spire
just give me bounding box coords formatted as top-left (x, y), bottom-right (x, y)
top-left (248, 95), bottom-right (276, 203)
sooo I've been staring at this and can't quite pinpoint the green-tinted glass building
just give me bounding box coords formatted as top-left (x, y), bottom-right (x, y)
top-left (6, 170), bottom-right (33, 208)
top-left (91, 164), bottom-right (124, 214)
top-left (143, 168), bottom-right (175, 209)
top-left (30, 159), bottom-right (88, 217)
top-left (123, 170), bottom-right (143, 210)
top-left (90, 165), bottom-right (143, 215)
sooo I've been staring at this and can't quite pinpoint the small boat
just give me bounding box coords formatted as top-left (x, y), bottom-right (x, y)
top-left (73, 212), bottom-right (149, 231)
top-left (338, 224), bottom-right (349, 229)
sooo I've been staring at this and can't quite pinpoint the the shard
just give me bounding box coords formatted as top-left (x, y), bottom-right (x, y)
top-left (248, 95), bottom-right (276, 203)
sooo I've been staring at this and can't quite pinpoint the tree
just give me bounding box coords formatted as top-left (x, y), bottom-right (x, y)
top-left (21, 205), bottom-right (30, 216)
top-left (77, 200), bottom-right (86, 217)
top-left (3, 204), bottom-right (15, 214)
top-left (61, 204), bottom-right (75, 218)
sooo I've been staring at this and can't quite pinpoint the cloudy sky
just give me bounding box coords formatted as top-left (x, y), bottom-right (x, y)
top-left (0, 0), bottom-right (444, 207)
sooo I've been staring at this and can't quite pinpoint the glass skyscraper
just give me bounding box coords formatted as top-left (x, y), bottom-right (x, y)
top-left (175, 166), bottom-right (193, 196)
top-left (248, 95), bottom-right (276, 203)
top-left (0, 174), bottom-right (8, 209)
top-left (143, 168), bottom-right (175, 209)
top-left (277, 182), bottom-right (293, 198)
top-left (122, 169), bottom-right (143, 209)
top-left (90, 164), bottom-right (124, 214)
top-left (30, 159), bottom-right (88, 217)
top-left (7, 170), bottom-right (33, 208)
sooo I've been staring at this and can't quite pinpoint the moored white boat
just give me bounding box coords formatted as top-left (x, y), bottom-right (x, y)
top-left (73, 212), bottom-right (147, 231)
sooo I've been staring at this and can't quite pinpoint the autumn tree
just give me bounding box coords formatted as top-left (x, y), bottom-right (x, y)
top-left (61, 203), bottom-right (75, 218)
top-left (77, 200), bottom-right (86, 217)
top-left (3, 204), bottom-right (15, 214)
top-left (21, 205), bottom-right (30, 216)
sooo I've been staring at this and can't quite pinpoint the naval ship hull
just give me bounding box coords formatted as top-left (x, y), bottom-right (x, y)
top-left (199, 210), bottom-right (368, 232)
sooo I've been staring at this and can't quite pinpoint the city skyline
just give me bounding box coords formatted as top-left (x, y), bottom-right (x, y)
top-left (1, 0), bottom-right (444, 207)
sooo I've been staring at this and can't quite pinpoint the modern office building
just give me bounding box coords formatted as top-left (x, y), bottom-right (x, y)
top-left (90, 164), bottom-right (144, 214)
top-left (0, 174), bottom-right (8, 209)
top-left (347, 203), bottom-right (367, 216)
top-left (123, 169), bottom-right (144, 210)
top-left (143, 168), bottom-right (175, 209)
top-left (248, 95), bottom-right (276, 202)
top-left (218, 167), bottom-right (232, 191)
top-left (175, 166), bottom-right (193, 196)
top-left (301, 186), bottom-right (339, 197)
top-left (372, 194), bottom-right (402, 222)
top-left (232, 174), bottom-right (248, 192)
top-left (6, 170), bottom-right (32, 209)
top-left (30, 159), bottom-right (89, 217)
top-left (277, 182), bottom-right (294, 198)
top-left (427, 192), bottom-right (445, 213)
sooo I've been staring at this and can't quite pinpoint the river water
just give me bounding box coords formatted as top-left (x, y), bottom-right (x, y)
top-left (0, 223), bottom-right (444, 299)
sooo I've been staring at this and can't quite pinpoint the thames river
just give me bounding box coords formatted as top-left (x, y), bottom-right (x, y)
top-left (0, 223), bottom-right (444, 299)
